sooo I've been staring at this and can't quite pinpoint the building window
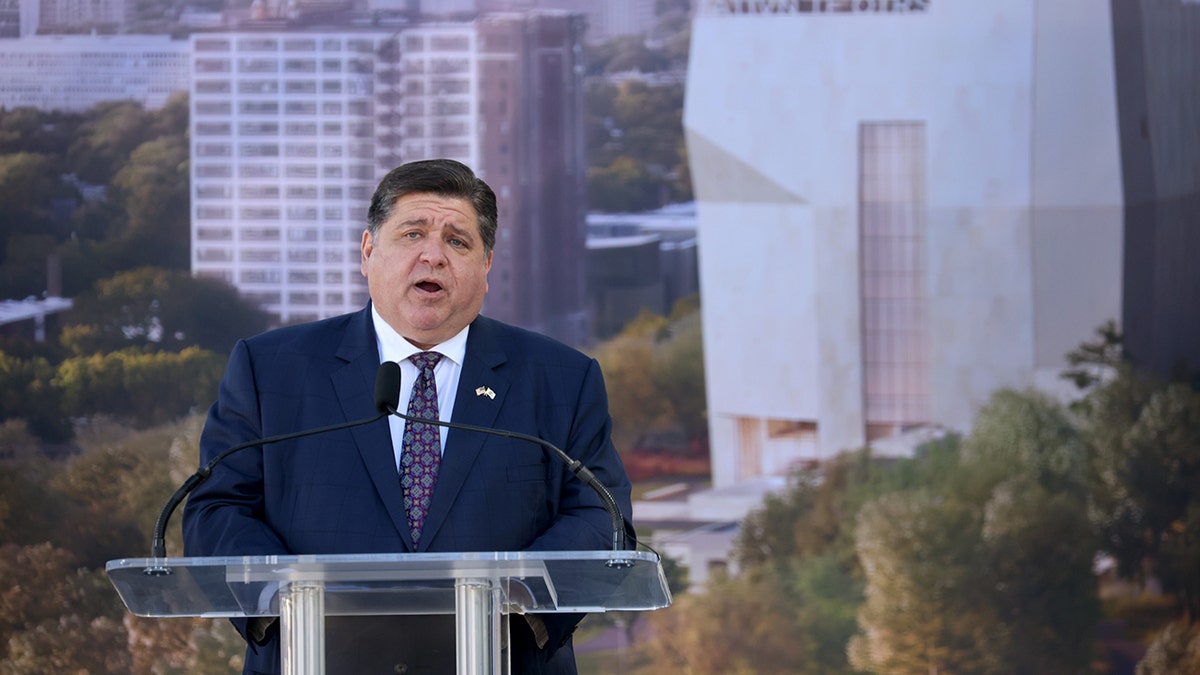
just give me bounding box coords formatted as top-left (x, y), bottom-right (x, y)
top-left (431, 35), bottom-right (470, 51)
top-left (858, 121), bottom-right (930, 428)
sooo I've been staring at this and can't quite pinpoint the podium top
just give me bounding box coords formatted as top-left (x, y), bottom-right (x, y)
top-left (107, 550), bottom-right (671, 618)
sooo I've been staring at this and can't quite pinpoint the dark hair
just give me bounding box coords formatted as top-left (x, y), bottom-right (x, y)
top-left (366, 158), bottom-right (498, 254)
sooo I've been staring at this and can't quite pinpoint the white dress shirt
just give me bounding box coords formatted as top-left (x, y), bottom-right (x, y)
top-left (371, 305), bottom-right (469, 470)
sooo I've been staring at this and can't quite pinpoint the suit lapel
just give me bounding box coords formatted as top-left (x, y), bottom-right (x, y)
top-left (418, 318), bottom-right (509, 550)
top-left (332, 307), bottom-right (415, 550)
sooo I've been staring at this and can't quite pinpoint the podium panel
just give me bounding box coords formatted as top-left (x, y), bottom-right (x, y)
top-left (107, 551), bottom-right (671, 675)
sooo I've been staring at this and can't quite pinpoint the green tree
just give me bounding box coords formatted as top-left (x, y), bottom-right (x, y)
top-left (850, 390), bottom-right (1098, 673)
top-left (0, 152), bottom-right (77, 297)
top-left (585, 79), bottom-right (691, 211)
top-left (0, 107), bottom-right (82, 156)
top-left (1085, 379), bottom-right (1200, 616)
top-left (104, 132), bottom-right (191, 271)
top-left (65, 100), bottom-right (156, 186)
top-left (0, 351), bottom-right (70, 442)
top-left (61, 267), bottom-right (270, 356)
top-left (588, 155), bottom-right (665, 213)
top-left (645, 455), bottom-right (867, 673)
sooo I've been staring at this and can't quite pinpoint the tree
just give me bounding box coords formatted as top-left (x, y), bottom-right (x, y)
top-left (0, 351), bottom-right (71, 442)
top-left (61, 267), bottom-right (270, 356)
top-left (65, 100), bottom-right (156, 186)
top-left (56, 347), bottom-right (226, 428)
top-left (0, 542), bottom-right (129, 673)
top-left (0, 107), bottom-right (82, 157)
top-left (588, 156), bottom-right (666, 213)
top-left (593, 332), bottom-right (669, 453)
top-left (584, 78), bottom-right (691, 211)
top-left (641, 570), bottom-right (818, 674)
top-left (105, 133), bottom-right (191, 270)
top-left (591, 304), bottom-right (707, 454)
top-left (1137, 620), bottom-right (1200, 675)
top-left (650, 311), bottom-right (707, 448)
top-left (850, 390), bottom-right (1099, 673)
top-left (1085, 378), bottom-right (1200, 616)
top-left (849, 490), bottom-right (997, 675)
top-left (0, 151), bottom-right (77, 297)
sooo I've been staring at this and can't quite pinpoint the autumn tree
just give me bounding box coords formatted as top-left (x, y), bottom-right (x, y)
top-left (1137, 620), bottom-right (1200, 674)
top-left (641, 569), bottom-right (821, 674)
top-left (643, 454), bottom-right (871, 674)
top-left (56, 347), bottom-right (226, 428)
top-left (591, 302), bottom-right (706, 454)
top-left (0, 542), bottom-right (131, 674)
top-left (0, 413), bottom-right (248, 672)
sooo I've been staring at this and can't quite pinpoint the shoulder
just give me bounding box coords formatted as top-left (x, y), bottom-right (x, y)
top-left (242, 309), bottom-right (365, 352)
top-left (470, 315), bottom-right (590, 365)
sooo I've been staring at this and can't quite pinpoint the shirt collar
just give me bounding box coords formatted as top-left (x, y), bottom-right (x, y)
top-left (371, 304), bottom-right (470, 367)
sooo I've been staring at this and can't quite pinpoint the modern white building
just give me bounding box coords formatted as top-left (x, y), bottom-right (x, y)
top-left (0, 34), bottom-right (190, 111)
top-left (645, 0), bottom-right (1126, 587)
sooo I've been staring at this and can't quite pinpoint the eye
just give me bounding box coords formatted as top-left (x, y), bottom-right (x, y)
top-left (403, 231), bottom-right (421, 240)
top-left (448, 237), bottom-right (466, 248)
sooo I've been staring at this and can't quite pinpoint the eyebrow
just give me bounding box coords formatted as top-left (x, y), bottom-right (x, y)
top-left (394, 218), bottom-right (478, 242)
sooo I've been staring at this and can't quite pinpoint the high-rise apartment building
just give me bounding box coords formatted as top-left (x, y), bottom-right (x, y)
top-left (0, 0), bottom-right (20, 37)
top-left (189, 12), bottom-right (590, 344)
top-left (473, 0), bottom-right (656, 42)
top-left (0, 35), bottom-right (189, 111)
top-left (38, 0), bottom-right (127, 31)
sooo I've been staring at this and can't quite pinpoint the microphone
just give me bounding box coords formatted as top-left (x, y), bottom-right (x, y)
top-left (376, 360), bottom-right (630, 555)
top-left (146, 364), bottom-right (401, 568)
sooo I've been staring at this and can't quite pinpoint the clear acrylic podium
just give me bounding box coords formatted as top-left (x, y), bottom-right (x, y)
top-left (107, 550), bottom-right (672, 675)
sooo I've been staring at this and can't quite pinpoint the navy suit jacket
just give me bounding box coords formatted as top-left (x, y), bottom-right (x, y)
top-left (181, 308), bottom-right (634, 674)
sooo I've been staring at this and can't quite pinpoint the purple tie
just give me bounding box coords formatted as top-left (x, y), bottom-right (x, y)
top-left (401, 351), bottom-right (443, 544)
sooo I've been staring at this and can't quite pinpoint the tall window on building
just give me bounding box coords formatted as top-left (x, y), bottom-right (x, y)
top-left (859, 121), bottom-right (930, 436)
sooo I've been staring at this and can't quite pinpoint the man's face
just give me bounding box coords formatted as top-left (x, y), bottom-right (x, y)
top-left (360, 193), bottom-right (492, 349)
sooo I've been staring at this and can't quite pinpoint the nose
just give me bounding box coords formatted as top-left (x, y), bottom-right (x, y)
top-left (416, 238), bottom-right (449, 266)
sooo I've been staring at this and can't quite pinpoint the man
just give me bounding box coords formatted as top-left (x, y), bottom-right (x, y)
top-left (182, 159), bottom-right (633, 674)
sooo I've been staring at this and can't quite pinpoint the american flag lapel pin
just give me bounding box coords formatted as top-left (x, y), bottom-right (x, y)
top-left (475, 386), bottom-right (496, 400)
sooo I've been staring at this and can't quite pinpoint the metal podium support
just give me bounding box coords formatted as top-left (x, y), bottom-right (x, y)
top-left (280, 581), bottom-right (325, 675)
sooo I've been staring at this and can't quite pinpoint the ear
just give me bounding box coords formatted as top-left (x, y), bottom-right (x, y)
top-left (360, 229), bottom-right (373, 277)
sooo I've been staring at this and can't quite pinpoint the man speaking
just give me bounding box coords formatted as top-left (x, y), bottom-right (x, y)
top-left (182, 158), bottom-right (634, 674)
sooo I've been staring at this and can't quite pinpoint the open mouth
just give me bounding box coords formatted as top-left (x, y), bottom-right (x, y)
top-left (415, 280), bottom-right (443, 293)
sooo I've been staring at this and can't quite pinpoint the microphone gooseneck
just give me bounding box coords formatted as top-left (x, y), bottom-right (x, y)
top-left (379, 361), bottom-right (630, 554)
top-left (147, 364), bottom-right (401, 569)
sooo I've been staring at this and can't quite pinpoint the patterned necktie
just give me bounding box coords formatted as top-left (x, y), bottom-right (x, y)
top-left (401, 351), bottom-right (443, 545)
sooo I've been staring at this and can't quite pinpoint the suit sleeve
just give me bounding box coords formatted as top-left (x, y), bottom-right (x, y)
top-left (523, 357), bottom-right (634, 553)
top-left (181, 339), bottom-right (289, 652)
top-left (520, 357), bottom-right (636, 659)
top-left (182, 338), bottom-right (291, 558)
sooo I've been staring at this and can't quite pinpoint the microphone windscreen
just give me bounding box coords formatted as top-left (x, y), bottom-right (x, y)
top-left (374, 361), bottom-right (401, 413)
